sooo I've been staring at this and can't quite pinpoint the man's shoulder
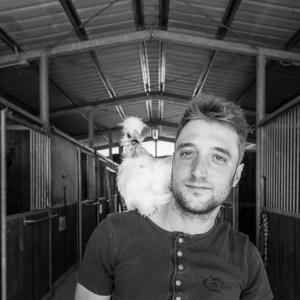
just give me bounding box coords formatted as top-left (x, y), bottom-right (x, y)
top-left (106, 210), bottom-right (140, 221)
top-left (219, 220), bottom-right (251, 250)
top-left (103, 210), bottom-right (143, 230)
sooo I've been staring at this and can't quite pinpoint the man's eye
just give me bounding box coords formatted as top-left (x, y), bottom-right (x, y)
top-left (180, 150), bottom-right (194, 158)
top-left (213, 155), bottom-right (227, 163)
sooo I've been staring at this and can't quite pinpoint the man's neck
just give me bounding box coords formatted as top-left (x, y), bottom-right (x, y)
top-left (149, 201), bottom-right (220, 235)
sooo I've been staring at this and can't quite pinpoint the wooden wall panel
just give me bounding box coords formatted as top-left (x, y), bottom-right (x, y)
top-left (7, 130), bottom-right (30, 214)
top-left (51, 133), bottom-right (78, 206)
top-left (265, 211), bottom-right (300, 300)
top-left (51, 204), bottom-right (78, 283)
top-left (87, 155), bottom-right (96, 200)
top-left (7, 212), bottom-right (50, 300)
top-left (239, 151), bottom-right (256, 243)
top-left (81, 203), bottom-right (98, 254)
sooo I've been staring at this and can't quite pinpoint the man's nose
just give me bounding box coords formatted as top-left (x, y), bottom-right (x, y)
top-left (191, 156), bottom-right (209, 178)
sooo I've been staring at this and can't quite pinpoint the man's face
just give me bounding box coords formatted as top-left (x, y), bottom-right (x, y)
top-left (171, 119), bottom-right (244, 216)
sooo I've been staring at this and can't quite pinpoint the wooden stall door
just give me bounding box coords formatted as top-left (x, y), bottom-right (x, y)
top-left (96, 159), bottom-right (109, 223)
top-left (8, 213), bottom-right (51, 300)
top-left (79, 151), bottom-right (98, 256)
top-left (6, 128), bottom-right (51, 300)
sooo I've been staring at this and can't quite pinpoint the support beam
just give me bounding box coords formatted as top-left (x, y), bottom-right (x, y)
top-left (139, 41), bottom-right (151, 94)
top-left (256, 52), bottom-right (266, 246)
top-left (59, 0), bottom-right (116, 99)
top-left (0, 27), bottom-right (97, 129)
top-left (50, 92), bottom-right (256, 117)
top-left (158, 41), bottom-right (166, 93)
top-left (159, 0), bottom-right (170, 30)
top-left (0, 27), bottom-right (21, 53)
top-left (95, 135), bottom-right (175, 151)
top-left (74, 120), bottom-right (178, 140)
top-left (39, 55), bottom-right (49, 126)
top-left (146, 100), bottom-right (153, 122)
top-left (116, 105), bottom-right (126, 120)
top-left (88, 109), bottom-right (94, 148)
top-left (108, 130), bottom-right (113, 158)
top-left (1, 109), bottom-right (7, 300)
top-left (192, 0), bottom-right (242, 96)
top-left (235, 27), bottom-right (300, 105)
top-left (1, 30), bottom-right (300, 67)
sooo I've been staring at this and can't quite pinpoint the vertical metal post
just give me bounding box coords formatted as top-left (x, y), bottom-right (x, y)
top-left (40, 54), bottom-right (49, 127)
top-left (1, 109), bottom-right (7, 300)
top-left (155, 140), bottom-right (158, 157)
top-left (88, 109), bottom-right (94, 148)
top-left (47, 136), bottom-right (52, 295)
top-left (108, 130), bottom-right (113, 158)
top-left (78, 149), bottom-right (82, 262)
top-left (256, 52), bottom-right (266, 246)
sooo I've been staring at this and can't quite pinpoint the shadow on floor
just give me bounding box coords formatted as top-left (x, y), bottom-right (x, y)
top-left (49, 267), bottom-right (78, 300)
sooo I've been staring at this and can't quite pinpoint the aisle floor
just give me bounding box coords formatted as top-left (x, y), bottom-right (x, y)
top-left (49, 266), bottom-right (78, 300)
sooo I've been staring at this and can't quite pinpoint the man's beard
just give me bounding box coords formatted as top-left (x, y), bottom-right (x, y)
top-left (170, 173), bottom-right (233, 218)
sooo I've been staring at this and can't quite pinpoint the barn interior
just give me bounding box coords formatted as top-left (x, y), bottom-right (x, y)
top-left (0, 0), bottom-right (300, 299)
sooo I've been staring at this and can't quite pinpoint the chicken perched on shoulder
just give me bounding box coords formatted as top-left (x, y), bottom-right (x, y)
top-left (117, 117), bottom-right (173, 216)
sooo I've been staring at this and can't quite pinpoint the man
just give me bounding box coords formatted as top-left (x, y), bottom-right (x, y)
top-left (75, 95), bottom-right (273, 300)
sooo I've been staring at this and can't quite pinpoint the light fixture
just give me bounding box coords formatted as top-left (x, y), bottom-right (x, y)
top-left (152, 128), bottom-right (158, 140)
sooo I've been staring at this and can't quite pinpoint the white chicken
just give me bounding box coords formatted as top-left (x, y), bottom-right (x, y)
top-left (117, 117), bottom-right (173, 216)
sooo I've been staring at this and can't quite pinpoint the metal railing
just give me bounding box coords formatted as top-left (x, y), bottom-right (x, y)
top-left (259, 102), bottom-right (300, 214)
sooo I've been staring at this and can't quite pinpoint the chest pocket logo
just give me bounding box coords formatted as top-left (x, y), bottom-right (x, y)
top-left (203, 276), bottom-right (231, 293)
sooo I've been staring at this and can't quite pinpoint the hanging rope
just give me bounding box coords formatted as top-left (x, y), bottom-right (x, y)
top-left (258, 212), bottom-right (269, 267)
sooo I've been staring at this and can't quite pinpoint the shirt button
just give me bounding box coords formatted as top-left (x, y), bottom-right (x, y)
top-left (175, 296), bottom-right (182, 300)
top-left (175, 280), bottom-right (181, 286)
top-left (178, 237), bottom-right (184, 243)
top-left (177, 250), bottom-right (183, 257)
top-left (178, 264), bottom-right (184, 270)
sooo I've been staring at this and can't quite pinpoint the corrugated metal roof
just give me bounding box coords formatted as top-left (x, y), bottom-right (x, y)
top-left (0, 0), bottom-right (299, 149)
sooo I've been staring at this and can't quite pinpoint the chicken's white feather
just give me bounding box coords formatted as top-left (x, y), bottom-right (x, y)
top-left (117, 116), bottom-right (173, 216)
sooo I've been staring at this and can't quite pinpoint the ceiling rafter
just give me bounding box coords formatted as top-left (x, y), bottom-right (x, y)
top-left (94, 136), bottom-right (175, 150)
top-left (50, 92), bottom-right (256, 117)
top-left (0, 26), bottom-right (105, 131)
top-left (115, 105), bottom-right (126, 120)
top-left (59, 0), bottom-right (116, 99)
top-left (192, 0), bottom-right (242, 97)
top-left (1, 30), bottom-right (300, 66)
top-left (0, 27), bottom-right (22, 53)
top-left (0, 88), bottom-right (37, 115)
top-left (158, 0), bottom-right (170, 94)
top-left (132, 0), bottom-right (152, 123)
top-left (73, 119), bottom-right (178, 140)
top-left (235, 26), bottom-right (300, 106)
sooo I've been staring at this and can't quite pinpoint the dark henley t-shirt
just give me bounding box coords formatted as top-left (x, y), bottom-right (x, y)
top-left (77, 211), bottom-right (273, 300)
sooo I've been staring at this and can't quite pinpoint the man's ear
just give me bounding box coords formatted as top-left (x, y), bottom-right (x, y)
top-left (232, 163), bottom-right (244, 187)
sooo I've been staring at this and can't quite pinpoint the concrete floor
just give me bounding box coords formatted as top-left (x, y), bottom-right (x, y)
top-left (48, 267), bottom-right (78, 300)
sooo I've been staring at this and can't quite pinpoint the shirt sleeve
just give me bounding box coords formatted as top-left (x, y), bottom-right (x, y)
top-left (241, 241), bottom-right (273, 300)
top-left (76, 217), bottom-right (115, 295)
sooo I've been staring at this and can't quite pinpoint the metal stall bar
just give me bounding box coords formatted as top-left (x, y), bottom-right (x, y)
top-left (292, 108), bottom-right (297, 213)
top-left (283, 115), bottom-right (287, 212)
top-left (295, 105), bottom-right (300, 213)
top-left (78, 148), bottom-right (82, 262)
top-left (265, 123), bottom-right (269, 208)
top-left (288, 110), bottom-right (292, 212)
top-left (1, 109), bottom-right (7, 300)
top-left (280, 116), bottom-right (283, 211)
top-left (256, 52), bottom-right (266, 246)
top-left (30, 130), bottom-right (33, 210)
top-left (294, 107), bottom-right (298, 213)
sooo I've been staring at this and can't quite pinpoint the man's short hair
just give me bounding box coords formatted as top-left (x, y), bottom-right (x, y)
top-left (175, 94), bottom-right (249, 162)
